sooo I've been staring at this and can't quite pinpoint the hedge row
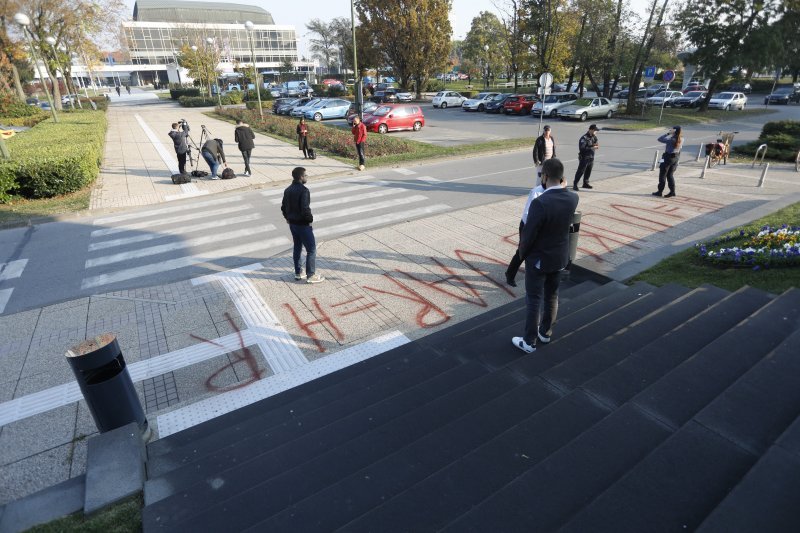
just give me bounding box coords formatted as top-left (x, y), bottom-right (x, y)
top-left (0, 110), bottom-right (107, 203)
top-left (178, 93), bottom-right (244, 107)
top-left (733, 120), bottom-right (800, 162)
top-left (215, 107), bottom-right (418, 159)
top-left (170, 88), bottom-right (201, 100)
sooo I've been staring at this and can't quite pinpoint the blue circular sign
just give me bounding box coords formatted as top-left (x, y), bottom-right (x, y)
top-left (663, 70), bottom-right (675, 82)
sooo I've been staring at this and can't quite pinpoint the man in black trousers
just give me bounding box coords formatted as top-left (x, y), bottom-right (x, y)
top-left (573, 124), bottom-right (599, 190)
top-left (513, 158), bottom-right (579, 354)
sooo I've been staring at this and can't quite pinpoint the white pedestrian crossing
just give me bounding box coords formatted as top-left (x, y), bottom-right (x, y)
top-left (315, 205), bottom-right (450, 238)
top-left (316, 195), bottom-right (428, 222)
top-left (0, 288), bottom-right (13, 314)
top-left (91, 205), bottom-right (249, 238)
top-left (392, 168), bottom-right (416, 175)
top-left (93, 195), bottom-right (243, 225)
top-left (0, 259), bottom-right (28, 281)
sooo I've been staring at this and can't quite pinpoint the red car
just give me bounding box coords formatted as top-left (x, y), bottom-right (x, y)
top-left (363, 104), bottom-right (425, 133)
top-left (503, 94), bottom-right (538, 115)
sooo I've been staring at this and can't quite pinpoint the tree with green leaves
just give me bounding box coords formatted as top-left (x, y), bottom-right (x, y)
top-left (177, 41), bottom-right (220, 97)
top-left (357, 0), bottom-right (451, 96)
top-left (463, 12), bottom-right (508, 88)
top-left (306, 18), bottom-right (338, 74)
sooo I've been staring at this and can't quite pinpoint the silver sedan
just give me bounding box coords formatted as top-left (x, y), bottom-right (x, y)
top-left (558, 97), bottom-right (619, 121)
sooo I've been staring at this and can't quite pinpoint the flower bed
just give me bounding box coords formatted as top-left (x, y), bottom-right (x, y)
top-left (697, 225), bottom-right (800, 269)
top-left (215, 107), bottom-right (418, 159)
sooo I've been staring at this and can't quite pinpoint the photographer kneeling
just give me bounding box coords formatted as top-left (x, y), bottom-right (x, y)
top-left (168, 120), bottom-right (190, 175)
top-left (201, 137), bottom-right (227, 180)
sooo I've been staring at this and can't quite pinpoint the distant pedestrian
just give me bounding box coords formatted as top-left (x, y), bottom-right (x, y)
top-left (234, 119), bottom-right (255, 176)
top-left (125, 84), bottom-right (131, 95)
top-left (115, 85), bottom-right (121, 97)
top-left (201, 137), bottom-right (227, 180)
top-left (533, 125), bottom-right (556, 185)
top-left (573, 124), bottom-right (599, 190)
top-left (168, 121), bottom-right (190, 174)
top-left (652, 125), bottom-right (682, 198)
top-left (297, 117), bottom-right (310, 159)
top-left (281, 167), bottom-right (324, 283)
top-left (352, 116), bottom-right (367, 171)
top-left (512, 158), bottom-right (579, 354)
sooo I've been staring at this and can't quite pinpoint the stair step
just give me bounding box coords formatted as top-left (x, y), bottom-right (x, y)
top-left (147, 342), bottom-right (438, 477)
top-left (144, 354), bottom-right (465, 505)
top-left (252, 378), bottom-right (562, 531)
top-left (632, 288), bottom-right (800, 430)
top-left (777, 412), bottom-right (800, 457)
top-left (694, 328), bottom-right (800, 455)
top-left (559, 421), bottom-right (755, 533)
top-left (340, 390), bottom-right (610, 532)
top-left (581, 286), bottom-right (773, 408)
top-left (148, 333), bottom-right (430, 457)
top-left (696, 444), bottom-right (800, 532)
top-left (441, 404), bottom-right (671, 532)
top-left (541, 284), bottom-right (727, 394)
top-left (151, 368), bottom-right (523, 532)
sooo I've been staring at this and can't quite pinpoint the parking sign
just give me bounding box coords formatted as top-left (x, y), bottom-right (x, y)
top-left (663, 70), bottom-right (675, 83)
top-left (644, 66), bottom-right (656, 81)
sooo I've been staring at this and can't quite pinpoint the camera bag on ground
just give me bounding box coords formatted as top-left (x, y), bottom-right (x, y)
top-left (191, 170), bottom-right (209, 177)
top-left (171, 173), bottom-right (191, 184)
top-left (221, 167), bottom-right (236, 180)
top-left (308, 148), bottom-right (316, 160)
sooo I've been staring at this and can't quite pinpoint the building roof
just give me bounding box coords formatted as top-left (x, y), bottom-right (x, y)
top-left (133, 0), bottom-right (274, 24)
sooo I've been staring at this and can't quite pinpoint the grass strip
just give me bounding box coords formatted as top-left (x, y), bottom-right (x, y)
top-left (26, 494), bottom-right (142, 533)
top-left (606, 107), bottom-right (775, 131)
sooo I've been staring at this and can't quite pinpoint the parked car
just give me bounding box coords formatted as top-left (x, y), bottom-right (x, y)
top-left (708, 92), bottom-right (748, 110)
top-left (617, 87), bottom-right (647, 99)
top-left (484, 93), bottom-right (514, 113)
top-left (363, 104), bottom-right (425, 133)
top-left (277, 97), bottom-right (315, 115)
top-left (272, 97), bottom-right (294, 114)
top-left (374, 82), bottom-right (395, 92)
top-left (765, 86), bottom-right (800, 105)
top-left (61, 94), bottom-right (80, 105)
top-left (645, 83), bottom-right (668, 96)
top-left (646, 90), bottom-right (683, 107)
top-left (25, 97), bottom-right (40, 106)
top-left (671, 91), bottom-right (707, 108)
top-left (432, 90), bottom-right (466, 108)
top-left (682, 85), bottom-right (707, 94)
top-left (304, 98), bottom-right (351, 121)
top-left (291, 98), bottom-right (325, 117)
top-left (462, 92), bottom-right (500, 111)
top-left (503, 94), bottom-right (538, 115)
top-left (346, 101), bottom-right (380, 125)
top-left (729, 82), bottom-right (752, 94)
top-left (282, 80), bottom-right (313, 97)
top-left (532, 92), bottom-right (579, 117)
top-left (558, 97), bottom-right (619, 121)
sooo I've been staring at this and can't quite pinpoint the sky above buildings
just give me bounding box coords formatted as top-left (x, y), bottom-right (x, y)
top-left (122, 0), bottom-right (653, 59)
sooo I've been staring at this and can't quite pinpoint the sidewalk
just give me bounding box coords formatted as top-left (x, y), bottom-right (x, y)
top-left (1, 107), bottom-right (800, 503)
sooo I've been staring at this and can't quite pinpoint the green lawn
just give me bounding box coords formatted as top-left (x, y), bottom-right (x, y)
top-left (0, 187), bottom-right (92, 228)
top-left (631, 201), bottom-right (800, 294)
top-left (26, 495), bottom-right (142, 533)
top-left (608, 107), bottom-right (776, 130)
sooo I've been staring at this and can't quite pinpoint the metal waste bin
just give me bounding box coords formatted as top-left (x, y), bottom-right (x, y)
top-left (66, 334), bottom-right (148, 436)
top-left (568, 211), bottom-right (582, 265)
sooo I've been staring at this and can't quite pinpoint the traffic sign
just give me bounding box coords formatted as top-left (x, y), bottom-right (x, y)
top-left (644, 66), bottom-right (656, 81)
top-left (539, 72), bottom-right (553, 88)
top-left (663, 70), bottom-right (675, 83)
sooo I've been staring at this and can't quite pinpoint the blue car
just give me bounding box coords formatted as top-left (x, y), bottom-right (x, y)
top-left (303, 99), bottom-right (351, 121)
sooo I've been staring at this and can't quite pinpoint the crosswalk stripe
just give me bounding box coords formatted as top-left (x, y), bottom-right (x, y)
top-left (312, 188), bottom-right (405, 208)
top-left (0, 288), bottom-right (12, 314)
top-left (90, 205), bottom-right (249, 239)
top-left (268, 182), bottom-right (387, 204)
top-left (416, 175), bottom-right (441, 182)
top-left (135, 114), bottom-right (179, 175)
top-left (88, 213), bottom-right (263, 251)
top-left (392, 168), bottom-right (416, 175)
top-left (0, 259), bottom-right (27, 281)
top-left (315, 204), bottom-right (450, 238)
top-left (259, 176), bottom-right (376, 197)
top-left (317, 195), bottom-right (428, 222)
top-left (93, 195), bottom-right (243, 225)
top-left (81, 237), bottom-right (291, 290)
top-left (86, 225), bottom-right (277, 268)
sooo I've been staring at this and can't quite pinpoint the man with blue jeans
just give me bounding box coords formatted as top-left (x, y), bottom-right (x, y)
top-left (201, 138), bottom-right (227, 180)
top-left (281, 167), bottom-right (325, 284)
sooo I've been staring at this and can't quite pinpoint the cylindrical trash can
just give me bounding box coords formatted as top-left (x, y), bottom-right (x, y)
top-left (66, 334), bottom-right (148, 437)
top-left (568, 211), bottom-right (582, 265)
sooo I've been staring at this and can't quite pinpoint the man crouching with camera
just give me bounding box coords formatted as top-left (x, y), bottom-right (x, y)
top-left (168, 120), bottom-right (190, 175)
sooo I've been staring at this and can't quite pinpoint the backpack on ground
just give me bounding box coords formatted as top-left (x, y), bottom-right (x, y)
top-left (191, 170), bottom-right (208, 177)
top-left (308, 148), bottom-right (316, 160)
top-left (171, 173), bottom-right (191, 184)
top-left (221, 167), bottom-right (236, 180)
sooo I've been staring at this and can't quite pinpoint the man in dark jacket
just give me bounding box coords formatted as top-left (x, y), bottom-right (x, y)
top-left (201, 137), bottom-right (227, 180)
top-left (281, 167), bottom-right (324, 283)
top-left (234, 119), bottom-right (256, 176)
top-left (573, 124), bottom-right (599, 190)
top-left (168, 122), bottom-right (190, 174)
top-left (532, 125), bottom-right (556, 185)
top-left (513, 158), bottom-right (579, 354)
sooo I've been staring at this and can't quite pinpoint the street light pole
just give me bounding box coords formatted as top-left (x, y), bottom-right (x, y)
top-left (244, 20), bottom-right (263, 117)
top-left (45, 36), bottom-right (75, 110)
top-left (191, 45), bottom-right (202, 95)
top-left (14, 13), bottom-right (58, 123)
top-left (350, 0), bottom-right (362, 119)
top-left (206, 37), bottom-right (222, 107)
top-left (484, 44), bottom-right (490, 90)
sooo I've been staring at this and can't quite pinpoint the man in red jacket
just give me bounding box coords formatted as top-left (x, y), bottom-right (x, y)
top-left (351, 116), bottom-right (367, 171)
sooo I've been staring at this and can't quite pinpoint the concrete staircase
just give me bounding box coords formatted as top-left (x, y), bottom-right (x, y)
top-left (141, 280), bottom-right (800, 532)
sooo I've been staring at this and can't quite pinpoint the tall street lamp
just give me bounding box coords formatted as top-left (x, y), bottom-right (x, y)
top-left (244, 20), bottom-right (263, 117)
top-left (190, 45), bottom-right (202, 94)
top-left (14, 12), bottom-right (58, 122)
top-left (206, 37), bottom-right (222, 107)
top-left (45, 36), bottom-right (75, 110)
top-left (484, 44), bottom-right (490, 90)
top-left (350, 0), bottom-right (362, 118)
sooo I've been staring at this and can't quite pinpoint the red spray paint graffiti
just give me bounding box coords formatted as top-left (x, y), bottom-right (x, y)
top-left (191, 312), bottom-right (264, 392)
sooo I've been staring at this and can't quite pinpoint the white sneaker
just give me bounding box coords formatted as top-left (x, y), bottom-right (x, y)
top-left (511, 336), bottom-right (535, 354)
top-left (537, 331), bottom-right (551, 344)
top-left (210, 175), bottom-right (221, 180)
top-left (358, 165), bottom-right (365, 171)
top-left (244, 171), bottom-right (251, 176)
top-left (306, 274), bottom-right (325, 284)
top-left (294, 272), bottom-right (307, 280)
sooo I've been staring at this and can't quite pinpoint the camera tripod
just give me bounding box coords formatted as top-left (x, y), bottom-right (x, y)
top-left (185, 125), bottom-right (214, 173)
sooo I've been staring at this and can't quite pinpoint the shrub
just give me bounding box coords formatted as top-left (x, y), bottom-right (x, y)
top-left (0, 111), bottom-right (107, 202)
top-left (1, 112), bottom-right (48, 128)
top-left (0, 94), bottom-right (44, 118)
top-left (426, 80), bottom-right (446, 92)
top-left (223, 91), bottom-right (244, 105)
top-left (179, 96), bottom-right (217, 107)
top-left (733, 120), bottom-right (800, 162)
top-left (170, 88), bottom-right (201, 100)
top-left (243, 89), bottom-right (273, 101)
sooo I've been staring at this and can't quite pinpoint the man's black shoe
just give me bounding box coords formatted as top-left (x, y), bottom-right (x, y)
top-left (581, 184), bottom-right (593, 189)
top-left (665, 191), bottom-right (676, 198)
top-left (652, 191), bottom-right (662, 197)
top-left (572, 185), bottom-right (579, 191)
top-left (506, 276), bottom-right (517, 287)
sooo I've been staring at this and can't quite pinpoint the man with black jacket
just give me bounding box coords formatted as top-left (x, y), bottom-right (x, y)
top-left (512, 158), bottom-right (579, 354)
top-left (532, 125), bottom-right (556, 185)
top-left (281, 167), bottom-right (324, 283)
top-left (201, 137), bottom-right (227, 180)
top-left (168, 122), bottom-right (190, 174)
top-left (234, 119), bottom-right (255, 176)
top-left (573, 124), bottom-right (599, 190)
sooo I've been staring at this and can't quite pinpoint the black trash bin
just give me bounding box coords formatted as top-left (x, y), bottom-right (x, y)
top-left (66, 334), bottom-right (148, 437)
top-left (568, 211), bottom-right (582, 266)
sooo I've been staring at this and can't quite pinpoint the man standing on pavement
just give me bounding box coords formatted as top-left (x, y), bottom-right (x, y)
top-left (533, 125), bottom-right (556, 185)
top-left (352, 116), bottom-right (367, 171)
top-left (168, 121), bottom-right (190, 175)
top-left (512, 158), bottom-right (579, 354)
top-left (573, 124), bottom-right (599, 191)
top-left (652, 125), bottom-right (682, 198)
top-left (201, 137), bottom-right (227, 180)
top-left (281, 167), bottom-right (325, 284)
top-left (234, 119), bottom-right (256, 176)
